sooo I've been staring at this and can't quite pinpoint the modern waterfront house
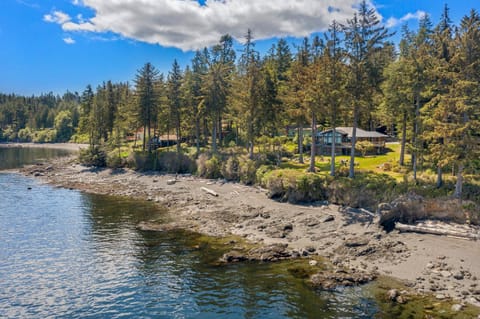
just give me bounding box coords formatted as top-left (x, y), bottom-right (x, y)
top-left (316, 127), bottom-right (389, 155)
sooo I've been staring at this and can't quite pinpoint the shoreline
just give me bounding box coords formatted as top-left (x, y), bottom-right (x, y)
top-left (0, 142), bottom-right (88, 151)
top-left (18, 154), bottom-right (480, 311)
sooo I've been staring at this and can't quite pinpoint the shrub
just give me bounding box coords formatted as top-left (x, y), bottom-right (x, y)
top-left (126, 151), bottom-right (152, 170)
top-left (327, 173), bottom-right (398, 210)
top-left (70, 133), bottom-right (90, 144)
top-left (196, 153), bottom-right (209, 177)
top-left (256, 164), bottom-right (274, 185)
top-left (261, 169), bottom-right (327, 203)
top-left (79, 146), bottom-right (107, 167)
top-left (221, 156), bottom-right (240, 181)
top-left (32, 129), bottom-right (57, 143)
top-left (157, 151), bottom-right (196, 173)
top-left (197, 153), bottom-right (222, 179)
top-left (205, 155), bottom-right (222, 179)
top-left (106, 150), bottom-right (124, 168)
top-left (17, 128), bottom-right (32, 142)
top-left (355, 140), bottom-right (375, 157)
top-left (238, 156), bottom-right (257, 185)
top-left (2, 127), bottom-right (17, 142)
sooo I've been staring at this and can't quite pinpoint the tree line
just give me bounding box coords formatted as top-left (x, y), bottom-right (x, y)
top-left (1, 2), bottom-right (479, 198)
top-left (0, 91), bottom-right (80, 143)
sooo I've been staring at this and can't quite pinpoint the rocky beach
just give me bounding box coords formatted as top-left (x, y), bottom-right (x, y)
top-left (19, 152), bottom-right (480, 313)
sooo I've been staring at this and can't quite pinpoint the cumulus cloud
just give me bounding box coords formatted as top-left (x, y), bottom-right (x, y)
top-left (63, 37), bottom-right (76, 44)
top-left (386, 10), bottom-right (426, 28)
top-left (43, 0), bottom-right (373, 51)
top-left (44, 11), bottom-right (71, 24)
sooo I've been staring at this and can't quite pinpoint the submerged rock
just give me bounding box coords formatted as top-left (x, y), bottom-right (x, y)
top-left (220, 243), bottom-right (292, 263)
top-left (220, 250), bottom-right (248, 263)
top-left (309, 269), bottom-right (376, 290)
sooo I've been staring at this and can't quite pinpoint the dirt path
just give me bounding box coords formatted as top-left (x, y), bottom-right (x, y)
top-left (20, 155), bottom-right (480, 308)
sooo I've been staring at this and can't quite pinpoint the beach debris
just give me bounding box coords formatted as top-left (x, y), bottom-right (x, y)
top-left (201, 186), bottom-right (218, 197)
top-left (395, 221), bottom-right (480, 240)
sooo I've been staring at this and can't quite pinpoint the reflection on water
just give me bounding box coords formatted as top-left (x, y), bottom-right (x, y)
top-left (0, 146), bottom-right (72, 170)
top-left (0, 148), bottom-right (382, 318)
top-left (0, 174), bottom-right (380, 319)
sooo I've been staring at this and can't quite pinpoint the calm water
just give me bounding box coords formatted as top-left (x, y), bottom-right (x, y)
top-left (0, 146), bottom-right (72, 170)
top-left (0, 147), bottom-right (382, 318)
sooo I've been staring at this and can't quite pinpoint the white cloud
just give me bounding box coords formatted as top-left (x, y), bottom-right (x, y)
top-left (43, 0), bottom-right (374, 51)
top-left (386, 10), bottom-right (426, 28)
top-left (43, 11), bottom-right (71, 24)
top-left (63, 37), bottom-right (76, 44)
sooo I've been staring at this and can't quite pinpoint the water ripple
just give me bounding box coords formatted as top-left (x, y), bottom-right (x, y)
top-left (0, 172), bottom-right (380, 319)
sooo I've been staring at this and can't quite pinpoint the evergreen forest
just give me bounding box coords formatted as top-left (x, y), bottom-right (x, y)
top-left (1, 3), bottom-right (479, 207)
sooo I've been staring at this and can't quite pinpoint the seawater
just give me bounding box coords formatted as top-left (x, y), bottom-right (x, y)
top-left (0, 147), bottom-right (382, 318)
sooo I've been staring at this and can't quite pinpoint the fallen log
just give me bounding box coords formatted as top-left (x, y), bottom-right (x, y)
top-left (201, 186), bottom-right (218, 197)
top-left (395, 222), bottom-right (480, 240)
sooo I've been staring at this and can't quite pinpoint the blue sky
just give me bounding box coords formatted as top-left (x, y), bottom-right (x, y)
top-left (1, 0), bottom-right (479, 96)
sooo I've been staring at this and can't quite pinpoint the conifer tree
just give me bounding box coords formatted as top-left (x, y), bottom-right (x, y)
top-left (424, 9), bottom-right (480, 198)
top-left (167, 59), bottom-right (183, 153)
top-left (234, 29), bottom-right (262, 158)
top-left (325, 20), bottom-right (346, 176)
top-left (134, 62), bottom-right (159, 151)
top-left (343, 1), bottom-right (390, 178)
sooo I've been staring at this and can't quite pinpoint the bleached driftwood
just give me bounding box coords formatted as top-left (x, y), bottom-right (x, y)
top-left (201, 187), bottom-right (218, 197)
top-left (395, 221), bottom-right (480, 241)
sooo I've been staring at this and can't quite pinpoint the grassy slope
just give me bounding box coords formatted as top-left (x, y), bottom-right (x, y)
top-left (280, 142), bottom-right (408, 180)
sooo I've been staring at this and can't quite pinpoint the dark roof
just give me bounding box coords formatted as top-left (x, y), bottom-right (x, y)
top-left (319, 127), bottom-right (388, 138)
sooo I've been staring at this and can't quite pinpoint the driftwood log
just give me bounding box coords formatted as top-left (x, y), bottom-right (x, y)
top-left (201, 187), bottom-right (218, 197)
top-left (395, 221), bottom-right (480, 240)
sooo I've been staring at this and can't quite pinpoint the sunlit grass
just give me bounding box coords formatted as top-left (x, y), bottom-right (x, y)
top-left (274, 142), bottom-right (419, 182)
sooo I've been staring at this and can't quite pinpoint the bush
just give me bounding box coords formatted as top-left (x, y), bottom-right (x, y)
top-left (70, 133), bottom-right (90, 144)
top-left (17, 128), bottom-right (32, 142)
top-left (197, 153), bottom-right (222, 179)
top-left (205, 155), bottom-right (222, 179)
top-left (261, 169), bottom-right (328, 203)
top-left (221, 156), bottom-right (240, 181)
top-left (79, 146), bottom-right (107, 167)
top-left (256, 164), bottom-right (274, 185)
top-left (157, 151), bottom-right (196, 173)
top-left (32, 129), bottom-right (57, 143)
top-left (127, 151), bottom-right (152, 170)
top-left (355, 140), bottom-right (375, 157)
top-left (2, 127), bottom-right (17, 142)
top-left (196, 153), bottom-right (209, 177)
top-left (126, 151), bottom-right (196, 173)
top-left (106, 150), bottom-right (125, 168)
top-left (238, 156), bottom-right (257, 185)
top-left (327, 173), bottom-right (398, 210)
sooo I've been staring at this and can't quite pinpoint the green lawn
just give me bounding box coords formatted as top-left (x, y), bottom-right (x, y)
top-left (280, 142), bottom-right (410, 180)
